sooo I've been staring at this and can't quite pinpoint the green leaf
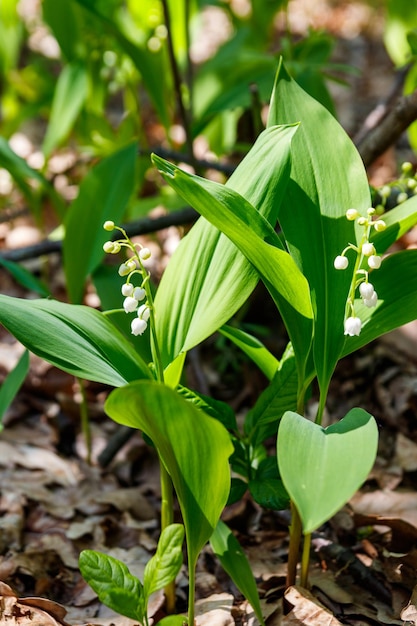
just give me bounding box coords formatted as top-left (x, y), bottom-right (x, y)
top-left (219, 325), bottom-right (279, 381)
top-left (370, 195), bottom-right (417, 253)
top-left (152, 124), bottom-right (303, 368)
top-left (105, 381), bottom-right (233, 572)
top-left (42, 62), bottom-right (88, 157)
top-left (79, 550), bottom-right (144, 621)
top-left (244, 343), bottom-right (298, 446)
top-left (267, 58), bottom-right (371, 396)
top-left (43, 0), bottom-right (82, 62)
top-left (63, 142), bottom-right (137, 303)
top-left (249, 478), bottom-right (289, 511)
top-left (0, 349), bottom-right (29, 430)
top-left (143, 524), bottom-right (184, 598)
top-left (342, 249), bottom-right (417, 356)
top-left (157, 616), bottom-right (188, 626)
top-left (278, 409), bottom-right (378, 534)
top-left (177, 385), bottom-right (237, 431)
top-left (0, 295), bottom-right (151, 386)
top-left (0, 256), bottom-right (50, 297)
top-left (210, 520), bottom-right (265, 626)
top-left (152, 131), bottom-right (314, 386)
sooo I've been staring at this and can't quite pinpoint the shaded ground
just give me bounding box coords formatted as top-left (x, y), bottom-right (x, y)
top-left (1, 1), bottom-right (417, 625)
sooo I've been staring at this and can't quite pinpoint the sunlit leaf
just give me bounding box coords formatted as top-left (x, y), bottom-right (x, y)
top-left (278, 409), bottom-right (378, 533)
top-left (0, 295), bottom-right (151, 386)
top-left (143, 524), bottom-right (184, 597)
top-left (105, 381), bottom-right (233, 573)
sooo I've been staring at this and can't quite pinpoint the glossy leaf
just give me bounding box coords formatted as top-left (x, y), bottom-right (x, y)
top-left (249, 478), bottom-right (289, 511)
top-left (219, 324), bottom-right (279, 381)
top-left (278, 409), bottom-right (378, 533)
top-left (0, 295), bottom-right (151, 386)
top-left (143, 524), bottom-right (184, 598)
top-left (152, 125), bottom-right (299, 368)
top-left (342, 249), bottom-right (417, 356)
top-left (177, 385), bottom-right (237, 431)
top-left (0, 349), bottom-right (29, 430)
top-left (267, 59), bottom-right (371, 396)
top-left (42, 62), bottom-right (88, 157)
top-left (153, 137), bottom-right (314, 385)
top-left (63, 142), bottom-right (137, 303)
top-left (79, 550), bottom-right (143, 621)
top-left (105, 381), bottom-right (233, 572)
top-left (210, 520), bottom-right (265, 626)
top-left (244, 343), bottom-right (298, 446)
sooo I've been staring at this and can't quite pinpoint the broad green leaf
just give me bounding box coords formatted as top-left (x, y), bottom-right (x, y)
top-left (64, 142), bottom-right (137, 303)
top-left (177, 385), bottom-right (237, 431)
top-left (42, 62), bottom-right (88, 157)
top-left (105, 381), bottom-right (233, 572)
top-left (152, 125), bottom-right (299, 368)
top-left (0, 256), bottom-right (50, 297)
top-left (210, 520), bottom-right (265, 626)
top-left (153, 138), bottom-right (314, 386)
top-left (244, 344), bottom-right (298, 446)
top-left (143, 524), bottom-right (184, 598)
top-left (384, 0), bottom-right (417, 66)
top-left (342, 249), bottom-right (417, 356)
top-left (0, 349), bottom-right (29, 430)
top-left (249, 478), bottom-right (289, 511)
top-left (0, 295), bottom-right (151, 386)
top-left (278, 409), bottom-right (378, 534)
top-left (219, 325), bottom-right (279, 381)
top-left (267, 59), bottom-right (371, 397)
top-left (43, 0), bottom-right (82, 62)
top-left (371, 195), bottom-right (417, 253)
top-left (79, 550), bottom-right (144, 621)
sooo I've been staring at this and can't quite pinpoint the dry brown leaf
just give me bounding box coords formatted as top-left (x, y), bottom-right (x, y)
top-left (0, 583), bottom-right (70, 626)
top-left (401, 585), bottom-right (417, 624)
top-left (395, 433), bottom-right (417, 472)
top-left (95, 488), bottom-right (154, 520)
top-left (195, 592), bottom-right (234, 625)
top-left (351, 490), bottom-right (417, 528)
top-left (282, 586), bottom-right (343, 625)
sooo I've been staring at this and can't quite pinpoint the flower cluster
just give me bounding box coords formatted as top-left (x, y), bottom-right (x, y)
top-left (102, 221), bottom-right (152, 336)
top-left (375, 161), bottom-right (417, 211)
top-left (334, 208), bottom-right (386, 337)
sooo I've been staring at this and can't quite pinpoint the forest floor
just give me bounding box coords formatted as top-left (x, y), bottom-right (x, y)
top-left (1, 1), bottom-right (417, 625)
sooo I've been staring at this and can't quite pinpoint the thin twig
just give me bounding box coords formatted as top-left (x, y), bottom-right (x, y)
top-left (0, 207), bottom-right (198, 263)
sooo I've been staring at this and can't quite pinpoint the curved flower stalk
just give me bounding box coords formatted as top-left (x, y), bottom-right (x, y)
top-left (334, 208), bottom-right (387, 337)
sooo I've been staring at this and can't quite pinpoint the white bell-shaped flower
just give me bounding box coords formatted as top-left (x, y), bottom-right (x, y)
top-left (137, 304), bottom-right (151, 321)
top-left (368, 255), bottom-right (382, 269)
top-left (122, 283), bottom-right (134, 297)
top-left (123, 296), bottom-right (138, 313)
top-left (131, 318), bottom-right (147, 336)
top-left (344, 316), bottom-right (362, 336)
top-left (334, 255), bottom-right (348, 270)
top-left (359, 282), bottom-right (375, 300)
top-left (363, 291), bottom-right (378, 308)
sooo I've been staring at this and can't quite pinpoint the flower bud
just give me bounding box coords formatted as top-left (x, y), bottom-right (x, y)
top-left (139, 247), bottom-right (151, 260)
top-left (131, 318), bottom-right (147, 336)
top-left (367, 207), bottom-right (375, 216)
top-left (122, 283), bottom-right (134, 297)
top-left (408, 178), bottom-right (417, 189)
top-left (103, 220), bottom-right (115, 231)
top-left (362, 242), bottom-right (375, 256)
top-left (379, 185), bottom-right (391, 199)
top-left (402, 161), bottom-right (413, 174)
top-left (118, 263), bottom-right (131, 277)
top-left (397, 192), bottom-right (408, 204)
top-left (133, 287), bottom-right (146, 301)
top-left (363, 291), bottom-right (378, 308)
top-left (123, 296), bottom-right (138, 313)
top-left (346, 209), bottom-right (359, 221)
top-left (359, 282), bottom-right (374, 300)
top-left (103, 241), bottom-right (115, 253)
top-left (358, 217), bottom-right (367, 226)
top-left (137, 304), bottom-right (151, 321)
top-left (373, 220), bottom-right (386, 232)
top-left (368, 255), bottom-right (382, 269)
top-left (344, 316), bottom-right (362, 337)
top-left (334, 255), bottom-right (348, 270)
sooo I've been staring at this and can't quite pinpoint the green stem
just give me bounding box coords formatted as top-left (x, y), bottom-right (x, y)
top-left (286, 501), bottom-right (302, 587)
top-left (187, 557), bottom-right (196, 626)
top-left (300, 532), bottom-right (311, 588)
top-left (160, 460), bottom-right (176, 613)
top-left (77, 377), bottom-right (91, 465)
